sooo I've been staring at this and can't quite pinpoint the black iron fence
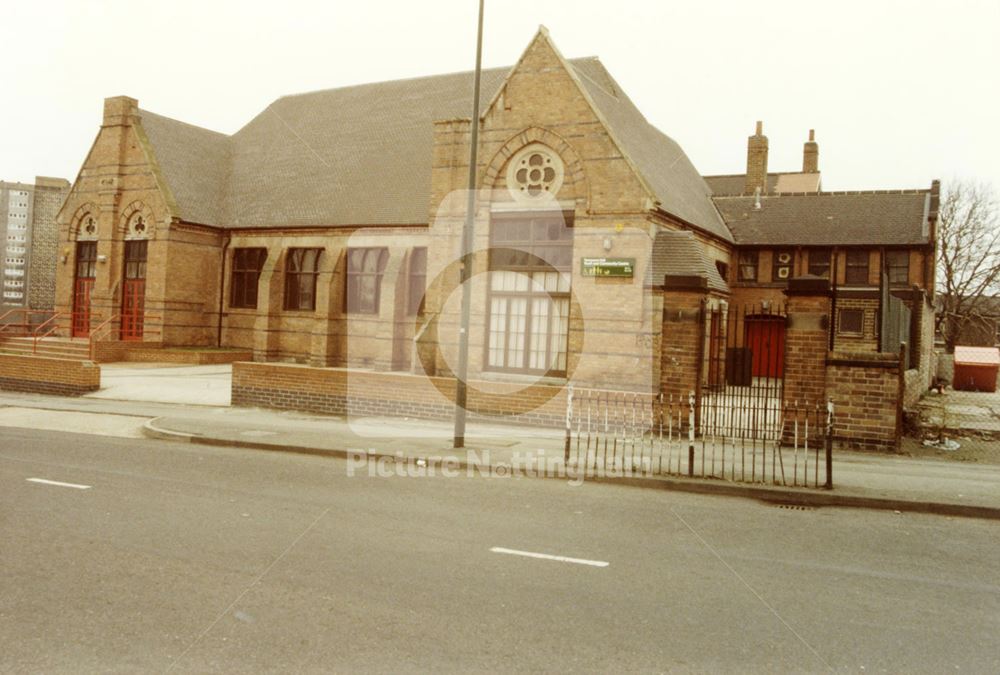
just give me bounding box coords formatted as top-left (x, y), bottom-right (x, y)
top-left (565, 389), bottom-right (833, 488)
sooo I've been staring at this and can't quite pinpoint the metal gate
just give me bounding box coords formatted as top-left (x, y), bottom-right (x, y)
top-left (71, 241), bottom-right (97, 338)
top-left (120, 240), bottom-right (147, 341)
top-left (701, 303), bottom-right (787, 439)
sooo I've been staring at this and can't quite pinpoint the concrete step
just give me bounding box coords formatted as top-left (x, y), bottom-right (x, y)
top-left (0, 337), bottom-right (91, 360)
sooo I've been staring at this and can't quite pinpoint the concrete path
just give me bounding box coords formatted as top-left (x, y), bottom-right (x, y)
top-left (86, 362), bottom-right (232, 406)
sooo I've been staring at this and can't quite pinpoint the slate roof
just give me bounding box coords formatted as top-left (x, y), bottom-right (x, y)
top-left (648, 228), bottom-right (729, 292)
top-left (703, 171), bottom-right (820, 196)
top-left (713, 191), bottom-right (932, 246)
top-left (136, 55), bottom-right (728, 240)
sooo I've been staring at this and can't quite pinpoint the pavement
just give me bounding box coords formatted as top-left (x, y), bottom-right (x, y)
top-left (1, 381), bottom-right (999, 520)
top-left (5, 428), bottom-right (999, 672)
top-left (86, 362), bottom-right (233, 406)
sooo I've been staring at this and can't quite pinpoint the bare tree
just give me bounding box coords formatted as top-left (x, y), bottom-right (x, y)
top-left (936, 179), bottom-right (1000, 351)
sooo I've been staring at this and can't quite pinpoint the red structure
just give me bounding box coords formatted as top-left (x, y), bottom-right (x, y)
top-left (952, 346), bottom-right (1000, 392)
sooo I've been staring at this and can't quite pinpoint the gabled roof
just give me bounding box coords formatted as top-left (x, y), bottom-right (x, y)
top-left (703, 171), bottom-right (821, 196)
top-left (714, 190), bottom-right (932, 246)
top-left (133, 38), bottom-right (728, 239)
top-left (570, 60), bottom-right (730, 241)
top-left (648, 228), bottom-right (729, 292)
top-left (139, 110), bottom-right (231, 227)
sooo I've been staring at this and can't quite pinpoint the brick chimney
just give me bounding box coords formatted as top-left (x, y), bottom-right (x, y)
top-left (744, 121), bottom-right (769, 195)
top-left (102, 96), bottom-right (138, 126)
top-left (803, 129), bottom-right (819, 173)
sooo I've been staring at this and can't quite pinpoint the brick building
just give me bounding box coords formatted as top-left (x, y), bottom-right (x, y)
top-left (1, 177), bottom-right (70, 314)
top-left (46, 29), bottom-right (938, 446)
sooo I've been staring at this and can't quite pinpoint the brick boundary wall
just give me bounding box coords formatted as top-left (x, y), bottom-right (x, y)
top-left (0, 353), bottom-right (100, 396)
top-left (232, 362), bottom-right (571, 428)
top-left (91, 341), bottom-right (252, 365)
top-left (902, 368), bottom-right (923, 410)
top-left (825, 351), bottom-right (901, 450)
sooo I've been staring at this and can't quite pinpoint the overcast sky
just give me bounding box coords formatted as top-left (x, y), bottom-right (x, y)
top-left (2, 0), bottom-right (998, 193)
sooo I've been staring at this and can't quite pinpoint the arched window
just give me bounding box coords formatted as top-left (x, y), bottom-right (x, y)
top-left (345, 248), bottom-right (389, 314)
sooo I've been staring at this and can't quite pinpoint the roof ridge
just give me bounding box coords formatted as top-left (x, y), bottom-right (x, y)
top-left (713, 188), bottom-right (932, 198)
top-left (138, 108), bottom-right (231, 139)
top-left (269, 56), bottom-right (602, 105)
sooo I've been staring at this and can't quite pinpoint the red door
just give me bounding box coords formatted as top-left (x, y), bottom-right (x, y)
top-left (120, 241), bottom-right (147, 341)
top-left (744, 316), bottom-right (785, 379)
top-left (71, 241), bottom-right (97, 337)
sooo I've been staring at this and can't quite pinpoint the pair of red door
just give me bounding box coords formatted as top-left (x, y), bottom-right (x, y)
top-left (71, 241), bottom-right (146, 340)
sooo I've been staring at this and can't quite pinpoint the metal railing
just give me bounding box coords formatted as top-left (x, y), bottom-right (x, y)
top-left (88, 313), bottom-right (162, 360)
top-left (0, 309), bottom-right (56, 338)
top-left (564, 389), bottom-right (833, 488)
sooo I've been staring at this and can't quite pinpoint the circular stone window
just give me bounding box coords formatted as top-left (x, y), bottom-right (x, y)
top-left (506, 144), bottom-right (564, 201)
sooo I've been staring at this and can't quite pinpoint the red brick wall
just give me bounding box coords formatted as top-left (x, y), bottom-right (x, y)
top-left (232, 362), bottom-right (571, 428)
top-left (826, 351), bottom-right (901, 450)
top-left (660, 291), bottom-right (705, 401)
top-left (0, 353), bottom-right (100, 396)
top-left (783, 293), bottom-right (831, 405)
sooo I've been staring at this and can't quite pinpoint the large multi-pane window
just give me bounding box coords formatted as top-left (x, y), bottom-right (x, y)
top-left (845, 250), bottom-right (870, 285)
top-left (407, 247), bottom-right (427, 316)
top-left (230, 248), bottom-right (267, 309)
top-left (283, 248), bottom-right (322, 311)
top-left (345, 247), bottom-right (389, 314)
top-left (886, 250), bottom-right (910, 286)
top-left (486, 214), bottom-right (572, 375)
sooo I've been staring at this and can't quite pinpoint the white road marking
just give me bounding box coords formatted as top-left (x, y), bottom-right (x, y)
top-left (490, 546), bottom-right (609, 567)
top-left (26, 478), bottom-right (92, 490)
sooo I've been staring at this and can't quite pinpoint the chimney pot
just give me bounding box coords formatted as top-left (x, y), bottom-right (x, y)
top-left (755, 120), bottom-right (763, 135)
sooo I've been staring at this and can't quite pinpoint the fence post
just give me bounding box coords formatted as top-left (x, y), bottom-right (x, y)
top-left (688, 390), bottom-right (695, 477)
top-left (824, 398), bottom-right (834, 489)
top-left (564, 384), bottom-right (573, 463)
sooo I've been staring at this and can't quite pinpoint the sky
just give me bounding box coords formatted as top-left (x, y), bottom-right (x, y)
top-left (1, 0), bottom-right (998, 193)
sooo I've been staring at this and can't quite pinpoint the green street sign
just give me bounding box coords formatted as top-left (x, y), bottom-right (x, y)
top-left (581, 257), bottom-right (635, 278)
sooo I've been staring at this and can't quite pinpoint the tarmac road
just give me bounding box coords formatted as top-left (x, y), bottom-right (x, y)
top-left (1, 427), bottom-right (998, 673)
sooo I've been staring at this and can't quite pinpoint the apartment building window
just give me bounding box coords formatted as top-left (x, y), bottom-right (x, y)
top-left (283, 248), bottom-right (322, 311)
top-left (486, 214), bottom-right (572, 375)
top-left (808, 248), bottom-right (831, 278)
top-left (838, 308), bottom-right (864, 334)
top-left (737, 250), bottom-right (758, 282)
top-left (845, 250), bottom-right (869, 285)
top-left (886, 250), bottom-right (910, 286)
top-left (230, 248), bottom-right (268, 309)
top-left (407, 247), bottom-right (427, 316)
top-left (345, 247), bottom-right (389, 314)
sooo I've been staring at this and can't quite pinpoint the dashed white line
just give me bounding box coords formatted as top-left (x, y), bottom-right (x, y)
top-left (490, 547), bottom-right (609, 567)
top-left (26, 478), bottom-right (91, 490)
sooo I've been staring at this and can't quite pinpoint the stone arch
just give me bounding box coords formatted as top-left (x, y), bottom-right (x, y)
top-left (69, 202), bottom-right (100, 241)
top-left (118, 201), bottom-right (156, 240)
top-left (482, 127), bottom-right (590, 209)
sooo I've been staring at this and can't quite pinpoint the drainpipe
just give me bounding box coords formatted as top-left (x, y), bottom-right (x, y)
top-left (217, 234), bottom-right (231, 347)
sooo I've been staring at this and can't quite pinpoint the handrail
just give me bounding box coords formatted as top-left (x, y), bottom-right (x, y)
top-left (0, 309), bottom-right (55, 338)
top-left (88, 312), bottom-right (163, 360)
top-left (88, 313), bottom-right (119, 360)
top-left (32, 312), bottom-right (69, 354)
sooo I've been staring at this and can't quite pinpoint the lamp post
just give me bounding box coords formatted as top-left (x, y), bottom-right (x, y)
top-left (453, 0), bottom-right (485, 449)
